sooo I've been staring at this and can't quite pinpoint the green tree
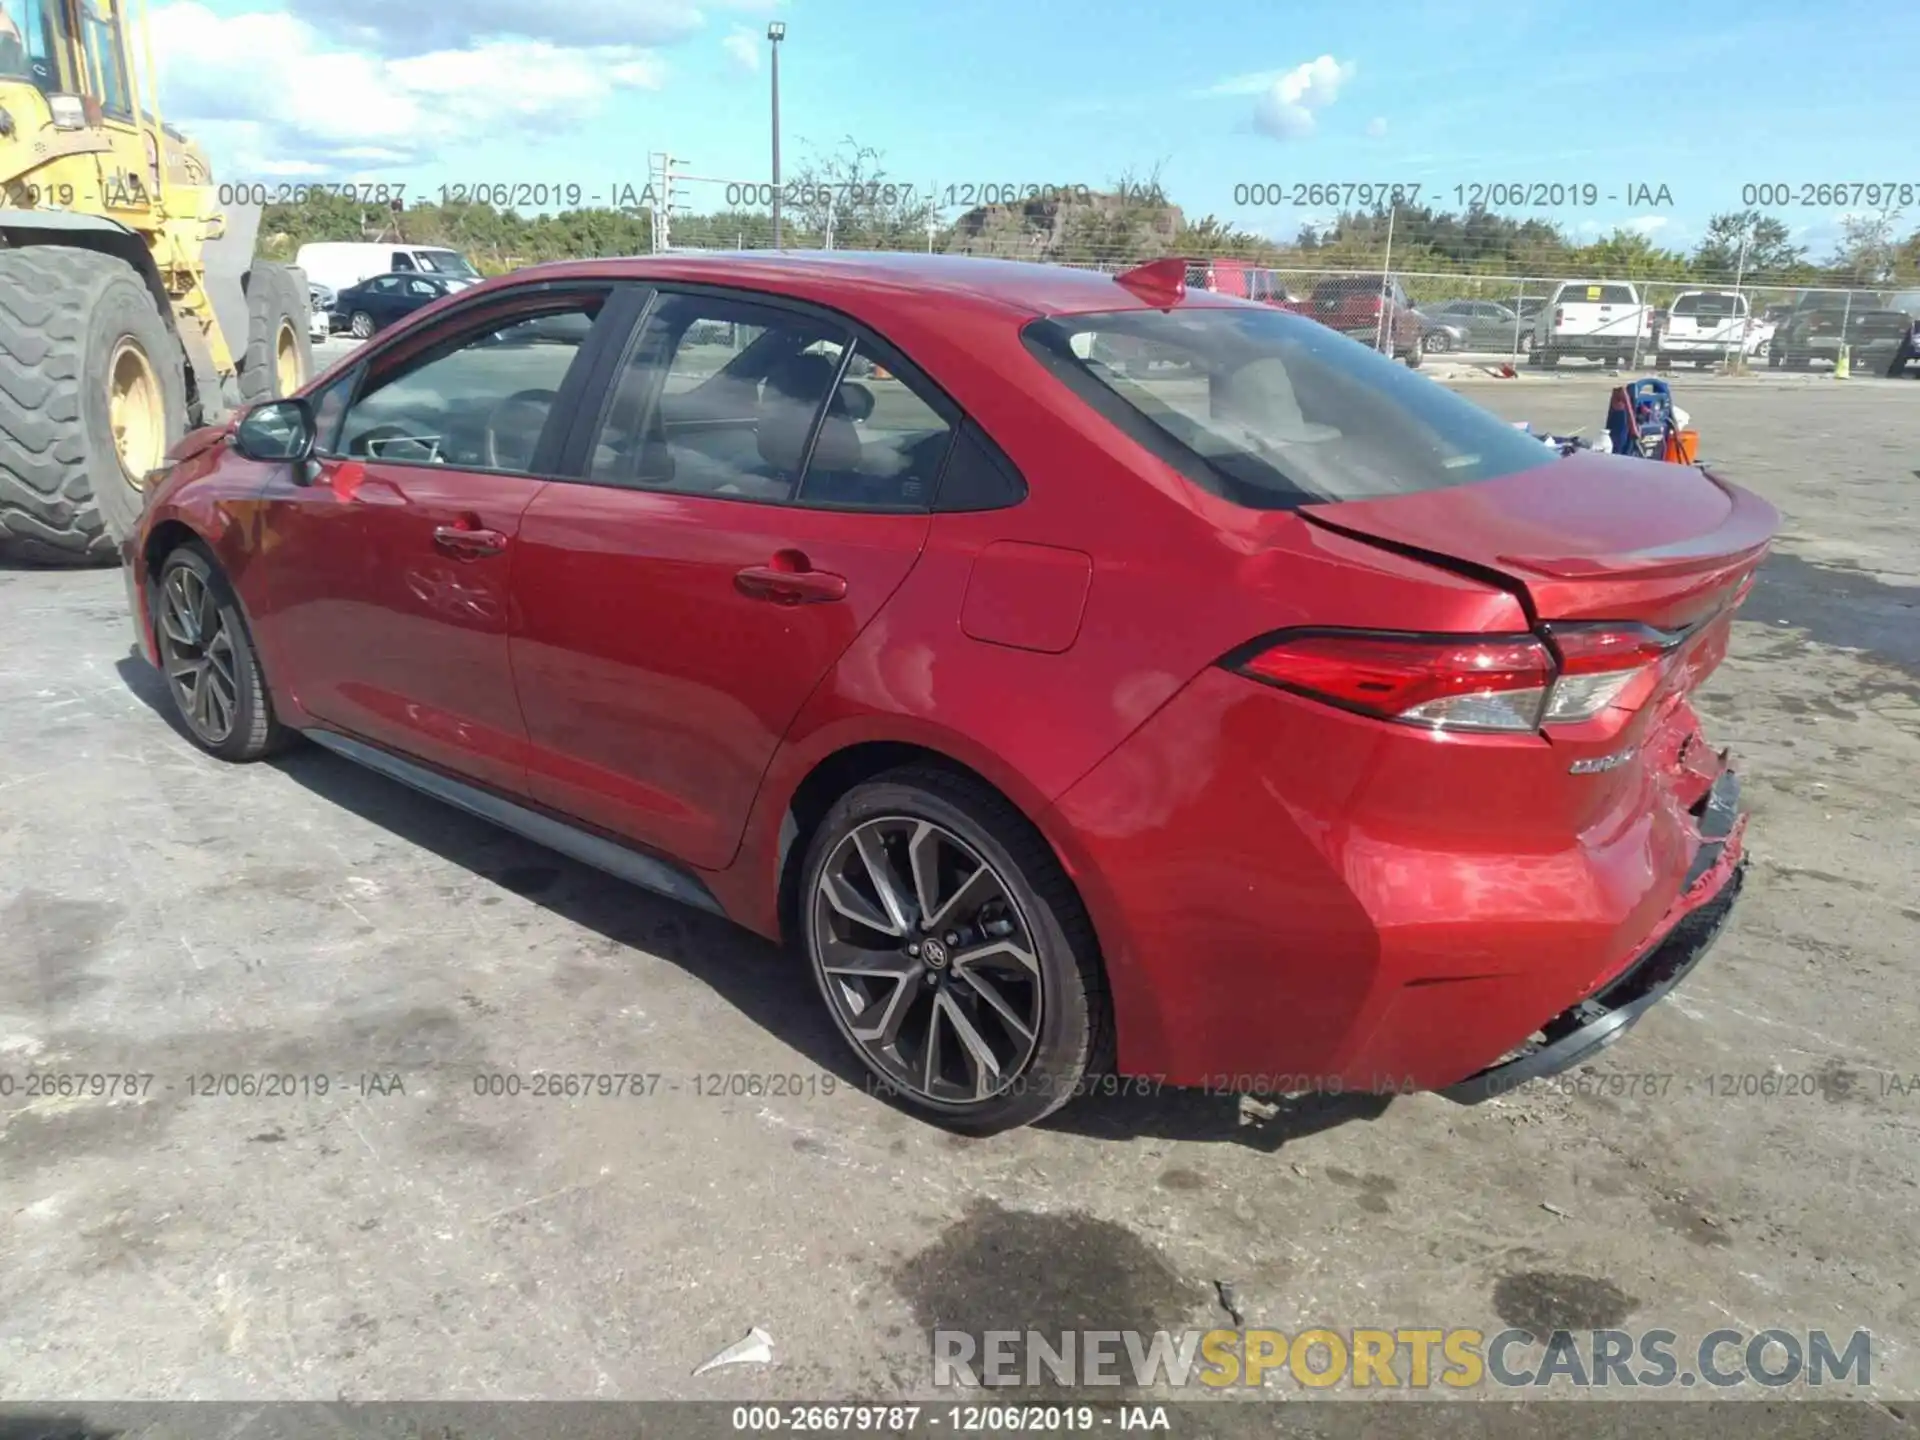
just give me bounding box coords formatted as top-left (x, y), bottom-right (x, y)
top-left (1692, 210), bottom-right (1806, 279)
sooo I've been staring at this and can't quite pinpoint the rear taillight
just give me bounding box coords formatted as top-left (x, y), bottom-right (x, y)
top-left (1552, 307), bottom-right (1565, 327)
top-left (1539, 623), bottom-right (1679, 722)
top-left (1230, 624), bottom-right (1681, 734)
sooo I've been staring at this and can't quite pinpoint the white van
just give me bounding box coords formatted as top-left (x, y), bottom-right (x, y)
top-left (1529, 280), bottom-right (1650, 366)
top-left (294, 243), bottom-right (481, 298)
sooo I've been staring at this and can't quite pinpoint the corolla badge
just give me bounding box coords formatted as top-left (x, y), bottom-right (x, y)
top-left (1570, 746), bottom-right (1639, 775)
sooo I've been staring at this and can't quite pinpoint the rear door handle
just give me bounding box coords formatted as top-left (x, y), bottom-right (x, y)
top-left (434, 525), bottom-right (508, 558)
top-left (735, 563), bottom-right (848, 605)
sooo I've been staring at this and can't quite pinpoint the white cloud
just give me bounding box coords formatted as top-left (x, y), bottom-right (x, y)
top-left (153, 2), bottom-right (667, 175)
top-left (1249, 56), bottom-right (1357, 141)
top-left (1365, 116), bottom-right (1388, 138)
top-left (1625, 215), bottom-right (1671, 236)
top-left (723, 26), bottom-right (761, 72)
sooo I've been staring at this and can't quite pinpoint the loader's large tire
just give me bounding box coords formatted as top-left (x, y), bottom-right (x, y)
top-left (236, 263), bottom-right (313, 406)
top-left (0, 248), bottom-right (188, 566)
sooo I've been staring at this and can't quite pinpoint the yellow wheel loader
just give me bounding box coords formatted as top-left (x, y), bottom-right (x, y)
top-left (0, 0), bottom-right (311, 564)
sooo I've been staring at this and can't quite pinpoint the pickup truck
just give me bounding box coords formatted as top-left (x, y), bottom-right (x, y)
top-left (1770, 291), bottom-right (1917, 371)
top-left (1300, 275), bottom-right (1427, 367)
top-left (1529, 281), bottom-right (1651, 366)
top-left (1656, 290), bottom-right (1772, 366)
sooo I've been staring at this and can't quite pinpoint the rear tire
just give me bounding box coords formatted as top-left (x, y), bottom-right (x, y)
top-left (350, 311), bottom-right (376, 340)
top-left (1539, 347), bottom-right (1560, 368)
top-left (0, 248), bottom-right (188, 565)
top-left (1424, 331), bottom-right (1450, 354)
top-left (152, 543), bottom-right (289, 762)
top-left (237, 262), bottom-right (314, 406)
top-left (800, 766), bottom-right (1111, 1134)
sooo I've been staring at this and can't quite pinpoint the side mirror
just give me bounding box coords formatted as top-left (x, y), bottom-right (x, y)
top-left (233, 398), bottom-right (315, 464)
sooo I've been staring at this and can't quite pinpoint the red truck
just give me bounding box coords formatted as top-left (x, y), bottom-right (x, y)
top-left (1298, 274), bottom-right (1427, 367)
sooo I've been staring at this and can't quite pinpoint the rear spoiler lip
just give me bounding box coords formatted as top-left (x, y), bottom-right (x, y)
top-left (1489, 475), bottom-right (1778, 580)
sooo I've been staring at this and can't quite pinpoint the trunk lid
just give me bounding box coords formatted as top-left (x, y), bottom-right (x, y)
top-left (1299, 452), bottom-right (1778, 629)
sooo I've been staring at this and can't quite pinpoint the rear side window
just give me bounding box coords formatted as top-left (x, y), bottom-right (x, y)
top-left (1024, 306), bottom-right (1554, 510)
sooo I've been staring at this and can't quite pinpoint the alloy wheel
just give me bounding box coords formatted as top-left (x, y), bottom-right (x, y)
top-left (158, 564), bottom-right (239, 745)
top-left (351, 312), bottom-right (374, 339)
top-left (812, 816), bottom-right (1043, 1106)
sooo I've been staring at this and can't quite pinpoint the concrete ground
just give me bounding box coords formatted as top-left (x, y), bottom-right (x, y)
top-left (0, 375), bottom-right (1916, 1418)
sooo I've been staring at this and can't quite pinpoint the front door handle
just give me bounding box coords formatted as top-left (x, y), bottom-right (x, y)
top-left (434, 525), bottom-right (508, 558)
top-left (735, 557), bottom-right (848, 605)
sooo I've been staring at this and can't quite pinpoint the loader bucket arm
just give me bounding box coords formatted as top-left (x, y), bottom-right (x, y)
top-left (201, 199), bottom-right (263, 380)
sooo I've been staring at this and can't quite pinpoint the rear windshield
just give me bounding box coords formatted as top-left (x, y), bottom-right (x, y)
top-left (1023, 306), bottom-right (1556, 510)
top-left (1671, 292), bottom-right (1744, 316)
top-left (1555, 283), bottom-right (1637, 305)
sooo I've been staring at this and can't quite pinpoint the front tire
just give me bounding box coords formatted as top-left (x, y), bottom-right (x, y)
top-left (800, 767), bottom-right (1110, 1134)
top-left (1424, 331), bottom-right (1450, 354)
top-left (350, 311), bottom-right (376, 340)
top-left (1401, 333), bottom-right (1425, 369)
top-left (0, 248), bottom-right (187, 564)
top-left (153, 545), bottom-right (288, 762)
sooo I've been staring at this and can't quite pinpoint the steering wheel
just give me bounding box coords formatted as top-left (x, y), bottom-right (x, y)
top-left (350, 423), bottom-right (440, 462)
top-left (484, 389), bottom-right (559, 472)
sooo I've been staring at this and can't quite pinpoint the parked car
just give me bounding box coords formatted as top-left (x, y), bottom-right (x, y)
top-left (1529, 280), bottom-right (1651, 366)
top-left (1657, 290), bottom-right (1773, 366)
top-left (308, 283), bottom-right (335, 343)
top-left (333, 272), bottom-right (463, 338)
top-left (1412, 308), bottom-right (1470, 354)
top-left (1418, 299), bottom-right (1534, 354)
top-left (1303, 275), bottom-right (1427, 366)
top-left (1184, 259), bottom-right (1306, 310)
top-left (295, 242), bottom-right (481, 298)
top-left (1877, 291), bottom-right (1920, 376)
top-left (1768, 291), bottom-right (1911, 370)
top-left (126, 253), bottom-right (1772, 1133)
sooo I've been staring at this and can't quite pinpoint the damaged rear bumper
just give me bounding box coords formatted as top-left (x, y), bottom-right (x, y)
top-left (1440, 769), bottom-right (1747, 1104)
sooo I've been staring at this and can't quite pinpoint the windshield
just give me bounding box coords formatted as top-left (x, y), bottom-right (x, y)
top-left (2, 0), bottom-right (64, 87)
top-left (1023, 305), bottom-right (1556, 510)
top-left (416, 250), bottom-right (478, 277)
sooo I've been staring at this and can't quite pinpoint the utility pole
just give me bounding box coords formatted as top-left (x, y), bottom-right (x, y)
top-left (768, 22), bottom-right (786, 249)
top-left (1376, 206), bottom-right (1397, 354)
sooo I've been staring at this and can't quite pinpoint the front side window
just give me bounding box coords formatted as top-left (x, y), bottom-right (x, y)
top-left (407, 279), bottom-right (440, 298)
top-left (1025, 305), bottom-right (1555, 510)
top-left (2, 0), bottom-right (61, 85)
top-left (79, 3), bottom-right (131, 112)
top-left (333, 295), bottom-right (606, 474)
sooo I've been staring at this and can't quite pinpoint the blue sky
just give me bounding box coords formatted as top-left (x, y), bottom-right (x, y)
top-left (154, 0), bottom-right (1913, 258)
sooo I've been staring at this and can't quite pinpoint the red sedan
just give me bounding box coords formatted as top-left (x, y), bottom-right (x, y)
top-left (123, 252), bottom-right (1773, 1132)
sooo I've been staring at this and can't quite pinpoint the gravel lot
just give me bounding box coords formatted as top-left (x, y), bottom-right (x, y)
top-left (1, 374), bottom-right (1915, 1420)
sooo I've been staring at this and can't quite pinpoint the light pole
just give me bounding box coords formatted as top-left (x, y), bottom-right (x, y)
top-left (767, 21), bottom-right (785, 250)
